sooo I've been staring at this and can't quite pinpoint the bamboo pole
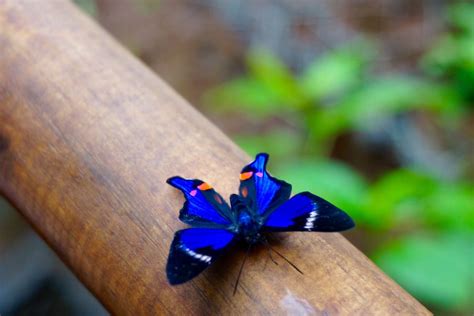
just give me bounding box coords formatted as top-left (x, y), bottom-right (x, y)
top-left (0, 1), bottom-right (430, 315)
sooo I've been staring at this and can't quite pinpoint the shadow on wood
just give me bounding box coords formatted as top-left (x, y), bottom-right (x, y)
top-left (0, 1), bottom-right (430, 315)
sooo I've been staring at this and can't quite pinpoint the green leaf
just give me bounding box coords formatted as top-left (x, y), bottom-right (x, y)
top-left (448, 2), bottom-right (474, 34)
top-left (308, 76), bottom-right (464, 141)
top-left (366, 169), bottom-right (474, 232)
top-left (423, 35), bottom-right (474, 78)
top-left (246, 49), bottom-right (307, 108)
top-left (422, 3), bottom-right (474, 107)
top-left (423, 183), bottom-right (474, 231)
top-left (342, 77), bottom-right (459, 121)
top-left (204, 77), bottom-right (283, 118)
top-left (274, 160), bottom-right (368, 222)
top-left (422, 36), bottom-right (459, 76)
top-left (299, 42), bottom-right (372, 100)
top-left (366, 169), bottom-right (438, 229)
top-left (373, 233), bottom-right (474, 311)
top-left (305, 109), bottom-right (348, 143)
top-left (307, 76), bottom-right (425, 140)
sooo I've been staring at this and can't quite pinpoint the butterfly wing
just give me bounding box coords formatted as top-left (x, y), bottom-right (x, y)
top-left (263, 192), bottom-right (355, 232)
top-left (166, 228), bottom-right (236, 284)
top-left (239, 153), bottom-right (291, 217)
top-left (167, 176), bottom-right (234, 227)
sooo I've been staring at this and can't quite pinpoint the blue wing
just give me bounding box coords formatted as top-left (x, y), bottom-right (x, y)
top-left (167, 176), bottom-right (234, 227)
top-left (166, 228), bottom-right (236, 284)
top-left (263, 192), bottom-right (355, 232)
top-left (239, 153), bottom-right (291, 216)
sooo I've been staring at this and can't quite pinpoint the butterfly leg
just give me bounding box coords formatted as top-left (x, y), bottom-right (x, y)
top-left (261, 237), bottom-right (279, 266)
top-left (233, 244), bottom-right (252, 296)
top-left (267, 243), bottom-right (304, 275)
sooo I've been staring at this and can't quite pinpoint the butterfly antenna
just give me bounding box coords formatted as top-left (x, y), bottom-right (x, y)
top-left (262, 238), bottom-right (278, 266)
top-left (233, 244), bottom-right (251, 296)
top-left (269, 245), bottom-right (304, 275)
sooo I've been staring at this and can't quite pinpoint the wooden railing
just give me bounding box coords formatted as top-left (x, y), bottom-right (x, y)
top-left (0, 1), bottom-right (430, 315)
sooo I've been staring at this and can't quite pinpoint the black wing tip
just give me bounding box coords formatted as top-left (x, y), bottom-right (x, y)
top-left (300, 191), bottom-right (356, 231)
top-left (166, 231), bottom-right (195, 285)
top-left (166, 263), bottom-right (195, 285)
top-left (340, 215), bottom-right (356, 231)
top-left (166, 275), bottom-right (180, 285)
top-left (309, 214), bottom-right (355, 233)
top-left (166, 272), bottom-right (188, 285)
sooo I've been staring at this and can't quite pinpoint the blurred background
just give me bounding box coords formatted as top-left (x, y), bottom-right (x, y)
top-left (0, 0), bottom-right (473, 315)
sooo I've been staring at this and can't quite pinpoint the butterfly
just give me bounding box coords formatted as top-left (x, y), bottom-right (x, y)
top-left (166, 153), bottom-right (354, 289)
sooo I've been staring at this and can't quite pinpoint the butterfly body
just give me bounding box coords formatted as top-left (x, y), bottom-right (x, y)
top-left (237, 210), bottom-right (262, 244)
top-left (166, 153), bottom-right (355, 285)
top-left (229, 194), bottom-right (263, 244)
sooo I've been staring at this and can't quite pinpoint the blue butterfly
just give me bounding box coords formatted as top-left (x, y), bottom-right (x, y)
top-left (166, 153), bottom-right (354, 288)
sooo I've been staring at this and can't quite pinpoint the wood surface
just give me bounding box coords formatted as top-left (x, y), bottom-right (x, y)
top-left (0, 1), bottom-right (431, 315)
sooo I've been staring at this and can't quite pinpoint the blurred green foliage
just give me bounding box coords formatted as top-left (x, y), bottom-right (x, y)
top-left (373, 232), bottom-right (473, 310)
top-left (206, 3), bottom-right (474, 314)
top-left (422, 2), bottom-right (474, 107)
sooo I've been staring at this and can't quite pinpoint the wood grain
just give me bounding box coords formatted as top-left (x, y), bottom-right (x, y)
top-left (0, 1), bottom-right (431, 315)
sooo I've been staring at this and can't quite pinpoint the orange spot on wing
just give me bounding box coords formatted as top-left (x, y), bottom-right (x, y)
top-left (241, 186), bottom-right (248, 198)
top-left (239, 171), bottom-right (253, 181)
top-left (197, 182), bottom-right (212, 191)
